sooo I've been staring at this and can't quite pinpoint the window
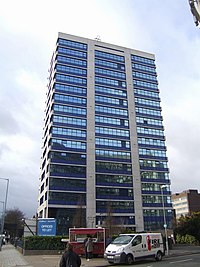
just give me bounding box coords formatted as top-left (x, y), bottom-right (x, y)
top-left (96, 174), bottom-right (133, 186)
top-left (95, 59), bottom-right (125, 70)
top-left (56, 64), bottom-right (87, 76)
top-left (96, 138), bottom-right (130, 148)
top-left (96, 149), bottom-right (131, 160)
top-left (95, 116), bottom-right (128, 126)
top-left (57, 47), bottom-right (87, 58)
top-left (95, 105), bottom-right (128, 116)
top-left (135, 98), bottom-right (160, 108)
top-left (136, 107), bottom-right (162, 117)
top-left (133, 80), bottom-right (158, 90)
top-left (134, 88), bottom-right (159, 99)
top-left (136, 117), bottom-right (163, 127)
top-left (54, 104), bottom-right (86, 116)
top-left (96, 162), bottom-right (132, 173)
top-left (95, 85), bottom-right (127, 97)
top-left (53, 115), bottom-right (86, 127)
top-left (55, 74), bottom-right (87, 85)
top-left (54, 83), bottom-right (86, 95)
top-left (132, 235), bottom-right (142, 246)
top-left (95, 127), bottom-right (129, 137)
top-left (132, 63), bottom-right (156, 73)
top-left (95, 50), bottom-right (124, 62)
top-left (52, 127), bottom-right (86, 138)
top-left (133, 71), bottom-right (157, 82)
top-left (51, 138), bottom-right (86, 151)
top-left (138, 137), bottom-right (165, 147)
top-left (140, 160), bottom-right (168, 169)
top-left (54, 94), bottom-right (86, 105)
top-left (137, 127), bottom-right (164, 137)
top-left (139, 148), bottom-right (167, 158)
top-left (95, 96), bottom-right (127, 106)
top-left (95, 67), bottom-right (126, 79)
top-left (131, 55), bottom-right (155, 66)
top-left (58, 38), bottom-right (87, 50)
top-left (95, 77), bottom-right (126, 88)
top-left (50, 164), bottom-right (86, 176)
top-left (57, 55), bottom-right (87, 67)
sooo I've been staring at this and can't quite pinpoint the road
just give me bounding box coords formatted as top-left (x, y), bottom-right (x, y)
top-left (108, 254), bottom-right (200, 267)
top-left (25, 253), bottom-right (200, 267)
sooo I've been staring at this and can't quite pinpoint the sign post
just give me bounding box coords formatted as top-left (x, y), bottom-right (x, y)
top-left (37, 218), bottom-right (56, 236)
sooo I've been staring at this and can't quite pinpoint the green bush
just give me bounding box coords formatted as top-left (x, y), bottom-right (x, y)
top-left (175, 234), bottom-right (199, 245)
top-left (24, 236), bottom-right (66, 250)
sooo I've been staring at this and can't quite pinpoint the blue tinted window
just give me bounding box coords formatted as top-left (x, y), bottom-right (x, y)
top-left (96, 138), bottom-right (130, 148)
top-left (56, 64), bottom-right (87, 76)
top-left (139, 148), bottom-right (167, 158)
top-left (54, 83), bottom-right (86, 95)
top-left (138, 137), bottom-right (165, 147)
top-left (140, 159), bottom-right (168, 169)
top-left (52, 127), bottom-right (86, 138)
top-left (136, 117), bottom-right (163, 127)
top-left (96, 162), bottom-right (132, 172)
top-left (96, 149), bottom-right (131, 160)
top-left (133, 80), bottom-right (158, 90)
top-left (95, 50), bottom-right (124, 62)
top-left (134, 88), bottom-right (159, 99)
top-left (95, 126), bottom-right (129, 137)
top-left (133, 71), bottom-right (157, 82)
top-left (57, 47), bottom-right (87, 58)
top-left (137, 127), bottom-right (164, 137)
top-left (95, 95), bottom-right (127, 106)
top-left (58, 38), bottom-right (87, 50)
top-left (95, 105), bottom-right (128, 116)
top-left (135, 98), bottom-right (160, 108)
top-left (53, 115), bottom-right (86, 126)
top-left (55, 74), bottom-right (86, 85)
top-left (96, 116), bottom-right (128, 126)
top-left (132, 63), bottom-right (156, 73)
top-left (131, 55), bottom-right (155, 65)
top-left (96, 85), bottom-right (127, 97)
top-left (57, 55), bottom-right (87, 67)
top-left (95, 59), bottom-right (125, 70)
top-left (95, 68), bottom-right (126, 79)
top-left (54, 104), bottom-right (86, 116)
top-left (96, 76), bottom-right (126, 88)
top-left (51, 138), bottom-right (86, 150)
top-left (54, 94), bottom-right (86, 105)
top-left (135, 107), bottom-right (162, 117)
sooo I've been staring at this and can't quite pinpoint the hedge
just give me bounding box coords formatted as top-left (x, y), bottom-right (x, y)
top-left (23, 236), bottom-right (67, 250)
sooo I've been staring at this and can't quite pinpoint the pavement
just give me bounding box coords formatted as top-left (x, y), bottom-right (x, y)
top-left (1, 243), bottom-right (200, 267)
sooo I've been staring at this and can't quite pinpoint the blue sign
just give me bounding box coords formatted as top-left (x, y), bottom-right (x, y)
top-left (37, 218), bottom-right (56, 236)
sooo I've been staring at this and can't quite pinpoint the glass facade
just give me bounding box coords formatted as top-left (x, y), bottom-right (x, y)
top-left (38, 33), bottom-right (172, 235)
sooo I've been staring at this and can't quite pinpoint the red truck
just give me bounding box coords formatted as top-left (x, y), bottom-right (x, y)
top-left (69, 227), bottom-right (108, 257)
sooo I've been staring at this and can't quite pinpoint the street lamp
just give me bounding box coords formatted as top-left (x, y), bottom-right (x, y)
top-left (160, 185), bottom-right (169, 256)
top-left (0, 178), bottom-right (9, 251)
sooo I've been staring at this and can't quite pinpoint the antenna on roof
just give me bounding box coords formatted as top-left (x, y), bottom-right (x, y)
top-left (95, 35), bottom-right (101, 41)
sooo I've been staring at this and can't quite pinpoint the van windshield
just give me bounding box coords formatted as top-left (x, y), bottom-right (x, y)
top-left (111, 235), bottom-right (134, 245)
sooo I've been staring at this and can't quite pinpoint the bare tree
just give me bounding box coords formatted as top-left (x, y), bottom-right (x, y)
top-left (4, 208), bottom-right (25, 237)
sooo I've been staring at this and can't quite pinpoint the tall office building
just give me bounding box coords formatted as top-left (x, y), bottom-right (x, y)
top-left (37, 33), bottom-right (173, 235)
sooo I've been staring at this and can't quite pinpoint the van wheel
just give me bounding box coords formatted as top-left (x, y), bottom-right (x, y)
top-left (126, 254), bottom-right (133, 265)
top-left (155, 251), bottom-right (162, 261)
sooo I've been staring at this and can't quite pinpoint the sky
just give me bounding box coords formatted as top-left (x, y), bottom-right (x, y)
top-left (0, 0), bottom-right (200, 218)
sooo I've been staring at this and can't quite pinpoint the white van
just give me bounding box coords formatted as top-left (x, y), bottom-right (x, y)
top-left (104, 233), bottom-right (164, 265)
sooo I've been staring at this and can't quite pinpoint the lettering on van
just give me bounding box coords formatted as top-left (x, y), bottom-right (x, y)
top-left (146, 236), bottom-right (160, 251)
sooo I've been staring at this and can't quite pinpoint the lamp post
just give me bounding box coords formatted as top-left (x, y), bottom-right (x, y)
top-left (0, 178), bottom-right (9, 251)
top-left (161, 185), bottom-right (169, 256)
